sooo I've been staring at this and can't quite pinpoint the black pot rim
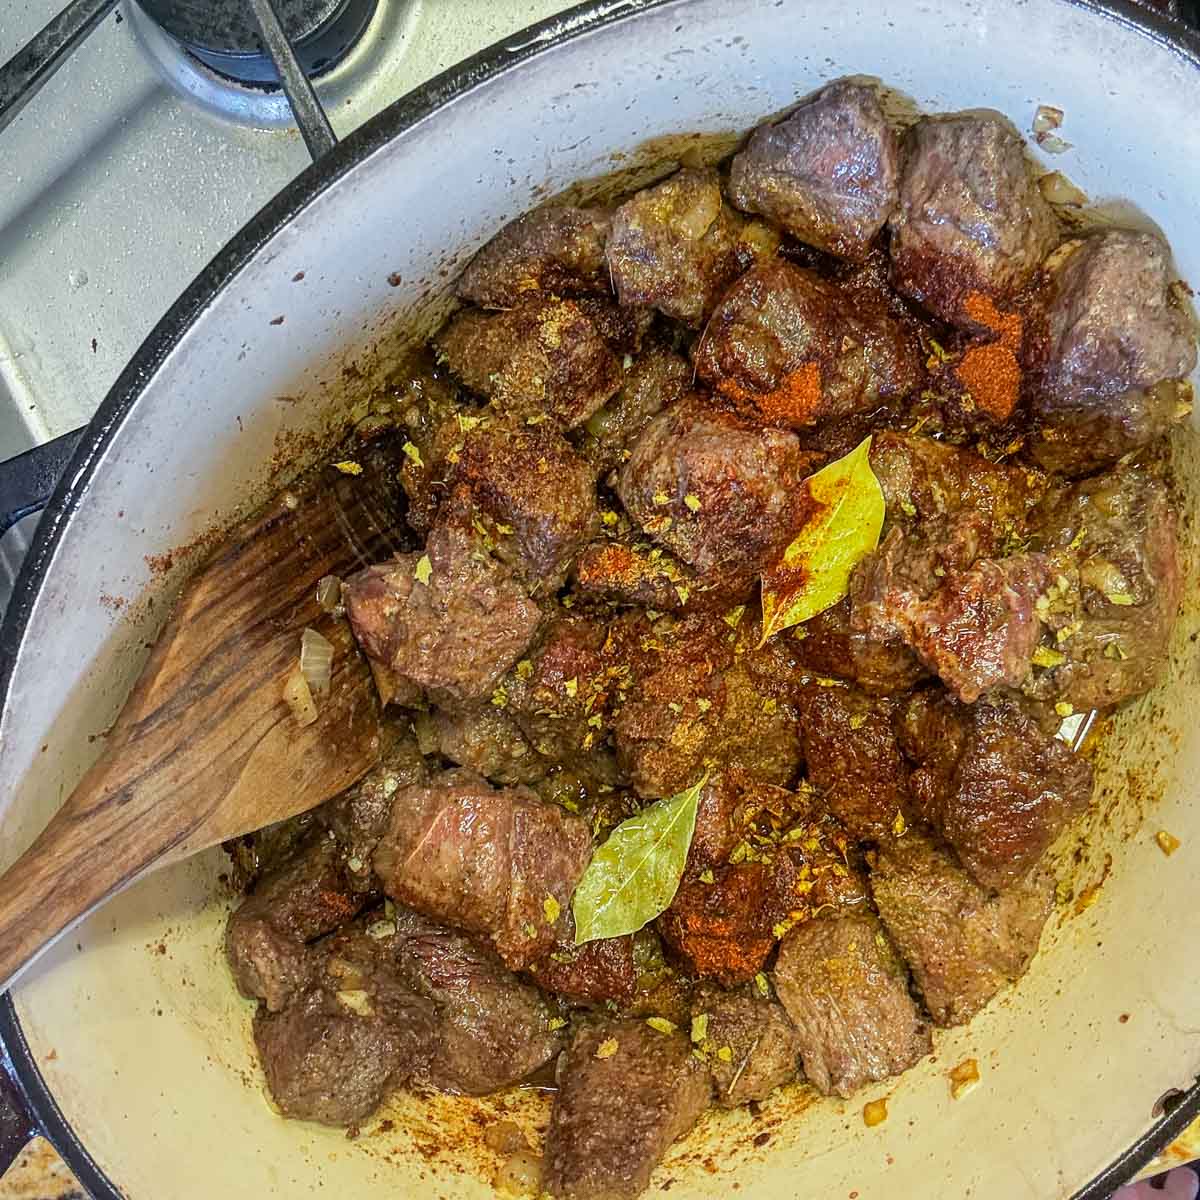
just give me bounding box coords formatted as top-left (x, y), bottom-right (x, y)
top-left (3, 1), bottom-right (1199, 1195)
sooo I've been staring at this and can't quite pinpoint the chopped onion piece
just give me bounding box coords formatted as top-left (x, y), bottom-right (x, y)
top-left (316, 575), bottom-right (342, 613)
top-left (300, 627), bottom-right (334, 696)
top-left (283, 666), bottom-right (318, 728)
top-left (1038, 171), bottom-right (1088, 207)
top-left (1036, 131), bottom-right (1072, 154)
top-left (1033, 104), bottom-right (1064, 134)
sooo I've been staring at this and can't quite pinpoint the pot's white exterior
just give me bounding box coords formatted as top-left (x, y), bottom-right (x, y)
top-left (2, 1), bottom-right (1199, 1196)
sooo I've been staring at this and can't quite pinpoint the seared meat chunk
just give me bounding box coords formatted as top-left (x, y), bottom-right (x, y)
top-left (433, 705), bottom-right (546, 785)
top-left (772, 911), bottom-right (930, 1098)
top-left (253, 928), bottom-right (436, 1126)
top-left (226, 832), bottom-right (365, 1012)
top-left (372, 769), bottom-right (592, 969)
top-left (613, 614), bottom-right (802, 799)
top-left (684, 768), bottom-right (802, 873)
top-left (730, 79), bottom-right (899, 261)
top-left (889, 112), bottom-right (1058, 328)
top-left (343, 510), bottom-right (542, 706)
top-left (448, 418), bottom-right (599, 589)
top-left (691, 985), bottom-right (801, 1106)
top-left (900, 691), bottom-right (1093, 889)
top-left (458, 206), bottom-right (612, 307)
top-left (617, 395), bottom-right (815, 576)
top-left (871, 832), bottom-right (1054, 1026)
top-left (319, 727), bottom-right (428, 890)
top-left (797, 688), bottom-right (909, 840)
top-left (436, 297), bottom-right (622, 428)
top-left (1029, 230), bottom-right (1196, 475)
top-left (544, 1019), bottom-right (711, 1200)
top-left (389, 908), bottom-right (564, 1094)
top-left (580, 344), bottom-right (691, 474)
top-left (1027, 469), bottom-right (1182, 709)
top-left (693, 260), bottom-right (922, 427)
top-left (528, 913), bottom-right (637, 1005)
top-left (606, 166), bottom-right (766, 326)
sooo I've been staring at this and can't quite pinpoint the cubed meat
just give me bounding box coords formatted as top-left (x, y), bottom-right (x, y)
top-left (899, 692), bottom-right (1094, 889)
top-left (693, 260), bottom-right (922, 427)
top-left (343, 510), bottom-right (542, 706)
top-left (772, 911), bottom-right (931, 1098)
top-left (448, 419), bottom-right (600, 589)
top-left (389, 908), bottom-right (564, 1094)
top-left (1026, 468), bottom-right (1182, 708)
top-left (458, 206), bottom-right (612, 307)
top-left (691, 985), bottom-right (801, 1106)
top-left (870, 832), bottom-right (1054, 1026)
top-left (252, 928), bottom-right (437, 1126)
top-left (1028, 230), bottom-right (1196, 475)
top-left (543, 1019), bottom-right (711, 1200)
top-left (371, 769), bottom-right (592, 969)
top-left (750, 597), bottom-right (927, 697)
top-left (617, 395), bottom-right (815, 575)
top-left (797, 688), bottom-right (909, 840)
top-left (528, 912), bottom-right (637, 1005)
top-left (436, 297), bottom-right (622, 428)
top-left (318, 726), bottom-right (428, 891)
top-left (685, 768), bottom-right (805, 873)
top-left (580, 344), bottom-right (692, 474)
top-left (504, 616), bottom-right (613, 760)
top-left (889, 111), bottom-right (1059, 328)
top-left (605, 166), bottom-right (764, 326)
top-left (730, 79), bottom-right (899, 262)
top-left (225, 832), bottom-right (366, 1012)
top-left (432, 705), bottom-right (547, 785)
top-left (613, 614), bottom-right (802, 799)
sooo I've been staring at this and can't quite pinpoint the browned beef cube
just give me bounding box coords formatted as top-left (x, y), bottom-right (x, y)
top-left (900, 692), bottom-right (1093, 889)
top-left (580, 344), bottom-right (692, 474)
top-left (1026, 468), bottom-right (1182, 709)
top-left (372, 769), bottom-right (592, 969)
top-left (457, 206), bottom-right (612, 307)
top-left (448, 419), bottom-right (599, 589)
top-left (693, 259), bottom-right (921, 426)
top-left (870, 832), bottom-right (1054, 1026)
top-left (436, 297), bottom-right (622, 428)
top-left (730, 79), bottom-right (899, 262)
top-left (797, 688), bottom-right (909, 840)
top-left (605, 166), bottom-right (765, 326)
top-left (343, 511), bottom-right (542, 706)
top-left (617, 395), bottom-right (815, 576)
top-left (225, 833), bottom-right (365, 1012)
top-left (1029, 230), bottom-right (1196, 475)
top-left (888, 111), bottom-right (1059, 329)
top-left (252, 928), bottom-right (437, 1126)
top-left (685, 768), bottom-right (801, 873)
top-left (528, 913), bottom-right (637, 1005)
top-left (504, 615), bottom-right (613, 760)
top-left (572, 538), bottom-right (754, 614)
top-left (691, 985), bottom-right (801, 1106)
top-left (750, 597), bottom-right (927, 697)
top-left (613, 615), bottom-right (802, 799)
top-left (772, 911), bottom-right (931, 1098)
top-left (432, 704), bottom-right (547, 785)
top-left (318, 727), bottom-right (428, 891)
top-left (543, 1019), bottom-right (711, 1200)
top-left (389, 908), bottom-right (564, 1094)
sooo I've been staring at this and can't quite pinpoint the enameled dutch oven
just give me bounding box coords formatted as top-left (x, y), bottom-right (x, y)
top-left (2, 1), bottom-right (1200, 1196)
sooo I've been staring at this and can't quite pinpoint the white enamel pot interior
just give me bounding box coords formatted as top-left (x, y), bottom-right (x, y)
top-left (2, 1), bottom-right (1199, 1196)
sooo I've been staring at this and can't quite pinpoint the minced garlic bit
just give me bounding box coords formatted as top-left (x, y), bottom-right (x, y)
top-left (601, 510), bottom-right (619, 527)
top-left (646, 1017), bottom-right (676, 1035)
top-left (715, 1046), bottom-right (733, 1064)
top-left (414, 554), bottom-right (433, 585)
top-left (684, 493), bottom-right (702, 512)
top-left (595, 1038), bottom-right (619, 1060)
top-left (1055, 701), bottom-right (1074, 718)
top-left (548, 1017), bottom-right (567, 1031)
top-left (543, 896), bottom-right (561, 924)
top-left (332, 460), bottom-right (363, 475)
top-left (949, 1058), bottom-right (980, 1100)
top-left (754, 973), bottom-right (770, 998)
top-left (1156, 830), bottom-right (1181, 857)
top-left (862, 1098), bottom-right (888, 1127)
top-left (691, 1014), bottom-right (709, 1044)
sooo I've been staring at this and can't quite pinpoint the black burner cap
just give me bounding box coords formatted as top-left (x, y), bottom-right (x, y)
top-left (135, 0), bottom-right (377, 82)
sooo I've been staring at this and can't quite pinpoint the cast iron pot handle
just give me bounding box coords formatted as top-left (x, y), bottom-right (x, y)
top-left (0, 429), bottom-right (85, 540)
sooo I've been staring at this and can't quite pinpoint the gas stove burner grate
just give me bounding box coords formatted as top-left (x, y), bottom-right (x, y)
top-left (136, 0), bottom-right (379, 84)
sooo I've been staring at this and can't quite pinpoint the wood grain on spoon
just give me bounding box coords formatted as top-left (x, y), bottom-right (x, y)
top-left (0, 447), bottom-right (407, 991)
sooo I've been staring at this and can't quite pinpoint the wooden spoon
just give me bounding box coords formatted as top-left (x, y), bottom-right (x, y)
top-left (0, 440), bottom-right (410, 991)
